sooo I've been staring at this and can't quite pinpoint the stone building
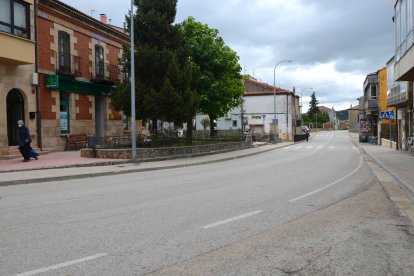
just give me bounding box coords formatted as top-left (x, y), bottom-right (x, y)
top-left (0, 0), bottom-right (36, 159)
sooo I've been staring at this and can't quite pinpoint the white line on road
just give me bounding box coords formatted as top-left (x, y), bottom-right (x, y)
top-left (289, 155), bottom-right (363, 202)
top-left (202, 210), bottom-right (262, 229)
top-left (14, 253), bottom-right (108, 276)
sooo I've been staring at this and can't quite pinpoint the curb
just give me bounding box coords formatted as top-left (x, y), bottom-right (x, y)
top-left (0, 143), bottom-right (294, 186)
top-left (350, 134), bottom-right (414, 197)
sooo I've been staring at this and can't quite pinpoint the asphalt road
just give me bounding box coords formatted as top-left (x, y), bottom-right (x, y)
top-left (1, 131), bottom-right (413, 275)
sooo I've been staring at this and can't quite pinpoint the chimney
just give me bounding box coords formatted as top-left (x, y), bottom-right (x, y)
top-left (100, 14), bottom-right (107, 24)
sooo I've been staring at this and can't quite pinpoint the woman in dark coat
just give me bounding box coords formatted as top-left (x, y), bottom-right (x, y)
top-left (18, 120), bottom-right (31, 162)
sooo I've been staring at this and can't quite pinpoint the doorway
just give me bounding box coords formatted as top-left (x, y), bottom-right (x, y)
top-left (7, 89), bottom-right (25, 146)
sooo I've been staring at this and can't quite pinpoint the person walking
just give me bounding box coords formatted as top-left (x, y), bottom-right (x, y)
top-left (305, 130), bottom-right (310, 142)
top-left (17, 120), bottom-right (31, 162)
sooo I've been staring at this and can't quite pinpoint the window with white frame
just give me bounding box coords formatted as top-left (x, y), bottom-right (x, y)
top-left (0, 0), bottom-right (30, 39)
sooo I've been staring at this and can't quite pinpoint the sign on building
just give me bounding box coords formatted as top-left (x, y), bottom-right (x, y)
top-left (380, 110), bottom-right (395, 120)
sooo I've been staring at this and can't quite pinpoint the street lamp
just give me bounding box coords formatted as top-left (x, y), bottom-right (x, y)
top-left (130, 0), bottom-right (137, 163)
top-left (273, 60), bottom-right (293, 121)
top-left (273, 59), bottom-right (293, 142)
top-left (300, 88), bottom-right (313, 127)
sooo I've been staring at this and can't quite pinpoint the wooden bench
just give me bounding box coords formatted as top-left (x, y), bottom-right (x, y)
top-left (65, 134), bottom-right (88, 151)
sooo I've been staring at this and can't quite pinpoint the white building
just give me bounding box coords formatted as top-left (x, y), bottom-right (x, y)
top-left (196, 77), bottom-right (300, 141)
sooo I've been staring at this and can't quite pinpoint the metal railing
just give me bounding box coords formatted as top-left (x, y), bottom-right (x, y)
top-left (95, 132), bottom-right (246, 149)
top-left (90, 61), bottom-right (121, 83)
top-left (55, 51), bottom-right (82, 77)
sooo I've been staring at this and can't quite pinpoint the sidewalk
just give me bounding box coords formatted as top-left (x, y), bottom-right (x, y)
top-left (350, 133), bottom-right (414, 196)
top-left (0, 142), bottom-right (292, 186)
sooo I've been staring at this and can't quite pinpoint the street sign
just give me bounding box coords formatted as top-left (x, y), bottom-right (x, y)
top-left (380, 110), bottom-right (395, 120)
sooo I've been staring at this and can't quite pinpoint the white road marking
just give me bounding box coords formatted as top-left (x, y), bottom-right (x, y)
top-left (305, 146), bottom-right (313, 149)
top-left (14, 253), bottom-right (108, 276)
top-left (202, 210), bottom-right (262, 229)
top-left (328, 146), bottom-right (335, 150)
top-left (289, 155), bottom-right (363, 202)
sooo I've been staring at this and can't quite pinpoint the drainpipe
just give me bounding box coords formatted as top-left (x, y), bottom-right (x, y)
top-left (396, 106), bottom-right (399, 150)
top-left (34, 0), bottom-right (42, 149)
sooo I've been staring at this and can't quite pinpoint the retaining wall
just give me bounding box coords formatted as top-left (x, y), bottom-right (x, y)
top-left (81, 141), bottom-right (252, 161)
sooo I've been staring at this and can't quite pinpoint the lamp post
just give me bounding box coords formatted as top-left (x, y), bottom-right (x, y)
top-left (300, 88), bottom-right (313, 127)
top-left (130, 0), bottom-right (137, 163)
top-left (273, 59), bottom-right (293, 142)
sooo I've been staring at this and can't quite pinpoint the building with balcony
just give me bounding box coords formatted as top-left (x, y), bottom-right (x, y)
top-left (393, 0), bottom-right (414, 148)
top-left (359, 72), bottom-right (380, 142)
top-left (0, 0), bottom-right (36, 159)
top-left (36, 0), bottom-right (129, 151)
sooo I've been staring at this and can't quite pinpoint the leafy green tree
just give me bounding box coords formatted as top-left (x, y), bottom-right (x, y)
top-left (181, 17), bottom-right (244, 136)
top-left (200, 117), bottom-right (210, 130)
top-left (112, 0), bottom-right (195, 139)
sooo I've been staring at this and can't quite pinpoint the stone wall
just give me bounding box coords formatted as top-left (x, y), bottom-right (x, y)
top-left (81, 141), bottom-right (252, 161)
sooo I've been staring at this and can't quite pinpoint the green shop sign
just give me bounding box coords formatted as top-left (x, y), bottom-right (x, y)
top-left (45, 75), bottom-right (59, 89)
top-left (44, 74), bottom-right (115, 96)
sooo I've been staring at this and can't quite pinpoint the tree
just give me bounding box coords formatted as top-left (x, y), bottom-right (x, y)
top-left (307, 92), bottom-right (319, 116)
top-left (200, 117), bottom-right (210, 130)
top-left (180, 17), bottom-right (244, 136)
top-left (112, 0), bottom-right (196, 139)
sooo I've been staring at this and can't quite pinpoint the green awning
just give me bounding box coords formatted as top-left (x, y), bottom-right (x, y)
top-left (45, 74), bottom-right (115, 96)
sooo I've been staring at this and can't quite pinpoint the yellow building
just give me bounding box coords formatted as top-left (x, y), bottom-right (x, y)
top-left (378, 67), bottom-right (397, 148)
top-left (0, 0), bottom-right (36, 159)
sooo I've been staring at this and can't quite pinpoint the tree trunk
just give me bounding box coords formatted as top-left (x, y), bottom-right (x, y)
top-left (186, 117), bottom-right (193, 145)
top-left (209, 115), bottom-right (216, 137)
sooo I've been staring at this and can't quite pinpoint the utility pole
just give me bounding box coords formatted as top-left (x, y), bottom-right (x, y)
top-left (130, 0), bottom-right (137, 163)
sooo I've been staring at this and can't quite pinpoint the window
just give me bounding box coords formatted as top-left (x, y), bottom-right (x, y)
top-left (370, 85), bottom-right (377, 99)
top-left (95, 45), bottom-right (104, 79)
top-left (232, 120), bottom-right (238, 127)
top-left (58, 31), bottom-right (71, 74)
top-left (0, 0), bottom-right (30, 38)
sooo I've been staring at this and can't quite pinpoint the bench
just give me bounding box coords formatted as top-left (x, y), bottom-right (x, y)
top-left (65, 134), bottom-right (88, 151)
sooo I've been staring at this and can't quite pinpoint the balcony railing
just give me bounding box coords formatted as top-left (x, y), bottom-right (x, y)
top-left (365, 99), bottom-right (379, 109)
top-left (388, 84), bottom-right (409, 106)
top-left (55, 51), bottom-right (82, 77)
top-left (90, 61), bottom-right (121, 84)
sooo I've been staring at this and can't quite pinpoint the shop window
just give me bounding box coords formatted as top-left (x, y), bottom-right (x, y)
top-left (0, 0), bottom-right (30, 39)
top-left (60, 91), bottom-right (70, 134)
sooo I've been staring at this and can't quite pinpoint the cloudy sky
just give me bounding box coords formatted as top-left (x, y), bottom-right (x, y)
top-left (61, 0), bottom-right (394, 111)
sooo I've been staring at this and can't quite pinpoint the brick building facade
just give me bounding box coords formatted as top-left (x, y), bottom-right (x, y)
top-left (36, 0), bottom-right (129, 151)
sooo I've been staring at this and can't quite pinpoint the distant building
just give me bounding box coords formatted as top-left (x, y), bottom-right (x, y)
top-left (318, 106), bottom-right (338, 129)
top-left (196, 77), bottom-right (300, 141)
top-left (348, 105), bottom-right (359, 132)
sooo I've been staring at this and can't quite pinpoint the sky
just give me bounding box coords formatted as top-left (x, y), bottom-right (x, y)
top-left (60, 0), bottom-right (395, 111)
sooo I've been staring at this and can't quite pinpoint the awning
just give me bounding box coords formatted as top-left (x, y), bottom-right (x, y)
top-left (45, 74), bottom-right (115, 96)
